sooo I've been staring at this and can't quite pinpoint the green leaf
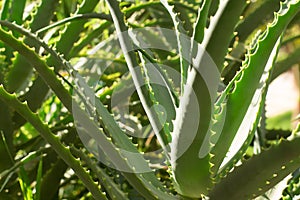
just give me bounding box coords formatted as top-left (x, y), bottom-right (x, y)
top-left (209, 124), bottom-right (300, 199)
top-left (210, 0), bottom-right (300, 175)
top-left (192, 0), bottom-right (211, 44)
top-left (71, 147), bottom-right (128, 200)
top-left (18, 165), bottom-right (33, 200)
top-left (0, 0), bottom-right (10, 20)
top-left (266, 111), bottom-right (293, 131)
top-left (169, 1), bottom-right (247, 197)
top-left (272, 46), bottom-right (300, 81)
top-left (54, 0), bottom-right (99, 60)
top-left (160, 0), bottom-right (190, 91)
top-left (4, 0), bottom-right (59, 93)
top-left (72, 78), bottom-right (175, 199)
top-left (105, 0), bottom-right (171, 153)
top-left (9, 0), bottom-right (26, 25)
top-left (34, 155), bottom-right (42, 200)
top-left (0, 85), bottom-right (107, 200)
top-left (39, 159), bottom-right (68, 200)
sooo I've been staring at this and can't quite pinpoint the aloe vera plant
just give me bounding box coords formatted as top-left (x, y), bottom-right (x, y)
top-left (0, 0), bottom-right (299, 199)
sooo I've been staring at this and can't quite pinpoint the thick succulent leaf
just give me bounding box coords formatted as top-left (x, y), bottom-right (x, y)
top-left (222, 0), bottom-right (282, 84)
top-left (0, 0), bottom-right (10, 20)
top-left (0, 0), bottom-right (101, 126)
top-left (73, 66), bottom-right (175, 200)
top-left (138, 48), bottom-right (178, 136)
top-left (160, 0), bottom-right (190, 92)
top-left (216, 36), bottom-right (282, 180)
top-left (169, 1), bottom-right (246, 197)
top-left (4, 0), bottom-right (59, 93)
top-left (54, 0), bottom-right (99, 60)
top-left (172, 2), bottom-right (195, 36)
top-left (12, 77), bottom-right (49, 129)
top-left (209, 124), bottom-right (300, 200)
top-left (192, 0), bottom-right (211, 44)
top-left (9, 0), bottom-right (26, 25)
top-left (271, 45), bottom-right (300, 81)
top-left (105, 0), bottom-right (173, 153)
top-left (40, 159), bottom-right (67, 200)
top-left (210, 0), bottom-right (300, 175)
top-left (72, 91), bottom-right (174, 199)
top-left (0, 24), bottom-right (174, 199)
top-left (71, 147), bottom-right (128, 200)
top-left (0, 86), bottom-right (107, 200)
top-left (0, 26), bottom-right (73, 111)
top-left (69, 21), bottom-right (112, 57)
top-left (205, 0), bottom-right (247, 71)
top-left (236, 0), bottom-right (281, 43)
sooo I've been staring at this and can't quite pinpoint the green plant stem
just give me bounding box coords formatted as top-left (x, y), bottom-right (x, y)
top-left (0, 85), bottom-right (107, 200)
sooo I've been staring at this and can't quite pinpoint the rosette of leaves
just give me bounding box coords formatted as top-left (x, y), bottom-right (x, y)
top-left (0, 0), bottom-right (299, 199)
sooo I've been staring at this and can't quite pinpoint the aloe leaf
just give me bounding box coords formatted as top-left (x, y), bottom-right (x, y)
top-left (209, 124), bottom-right (300, 199)
top-left (192, 0), bottom-right (211, 44)
top-left (12, 77), bottom-right (49, 129)
top-left (105, 0), bottom-right (172, 153)
top-left (160, 0), bottom-right (190, 92)
top-left (236, 0), bottom-right (281, 43)
top-left (54, 0), bottom-right (99, 60)
top-left (30, 0), bottom-right (60, 34)
top-left (0, 27), bottom-right (73, 111)
top-left (169, 1), bottom-right (246, 197)
top-left (0, 0), bottom-right (25, 60)
top-left (222, 0), bottom-right (282, 83)
top-left (36, 13), bottom-right (111, 35)
top-left (11, 0), bottom-right (101, 128)
top-left (4, 54), bottom-right (33, 93)
top-left (34, 157), bottom-right (43, 200)
top-left (0, 23), bottom-right (170, 199)
top-left (39, 159), bottom-right (68, 200)
top-left (0, 0), bottom-right (10, 20)
top-left (72, 96), bottom-right (175, 199)
top-left (4, 0), bottom-right (59, 93)
top-left (216, 36), bottom-right (282, 181)
top-left (210, 0), bottom-right (300, 175)
top-left (18, 165), bottom-right (33, 200)
top-left (68, 21), bottom-right (112, 57)
top-left (0, 85), bottom-right (107, 200)
top-left (138, 49), bottom-right (177, 138)
top-left (9, 0), bottom-right (26, 25)
top-left (271, 45), bottom-right (300, 81)
top-left (174, 5), bottom-right (194, 36)
top-left (73, 74), bottom-right (175, 199)
top-left (0, 23), bottom-right (172, 197)
top-left (23, 0), bottom-right (100, 115)
top-left (204, 0), bottom-right (247, 71)
top-left (71, 147), bottom-right (128, 200)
